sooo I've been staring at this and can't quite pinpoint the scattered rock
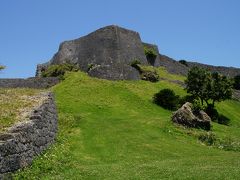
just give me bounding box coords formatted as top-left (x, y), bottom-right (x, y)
top-left (172, 102), bottom-right (211, 130)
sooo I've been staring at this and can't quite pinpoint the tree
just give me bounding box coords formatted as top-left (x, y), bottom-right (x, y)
top-left (185, 67), bottom-right (211, 105)
top-left (209, 72), bottom-right (233, 107)
top-left (233, 75), bottom-right (240, 90)
top-left (185, 67), bottom-right (233, 108)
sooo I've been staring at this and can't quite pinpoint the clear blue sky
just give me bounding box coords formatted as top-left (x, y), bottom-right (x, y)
top-left (1, 0), bottom-right (240, 78)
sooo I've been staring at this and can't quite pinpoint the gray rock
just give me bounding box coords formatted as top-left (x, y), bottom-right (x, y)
top-left (172, 102), bottom-right (211, 130)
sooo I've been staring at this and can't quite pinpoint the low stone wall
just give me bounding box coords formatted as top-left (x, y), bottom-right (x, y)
top-left (0, 92), bottom-right (58, 176)
top-left (0, 77), bottom-right (59, 89)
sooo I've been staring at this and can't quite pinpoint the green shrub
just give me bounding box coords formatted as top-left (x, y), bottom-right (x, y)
top-left (153, 89), bottom-right (180, 110)
top-left (42, 63), bottom-right (79, 79)
top-left (144, 46), bottom-right (157, 60)
top-left (130, 59), bottom-right (141, 67)
top-left (130, 59), bottom-right (141, 72)
top-left (179, 60), bottom-right (188, 66)
top-left (141, 70), bottom-right (159, 82)
top-left (198, 132), bottom-right (217, 146)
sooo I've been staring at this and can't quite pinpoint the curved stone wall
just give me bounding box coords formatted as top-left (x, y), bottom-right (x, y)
top-left (0, 92), bottom-right (58, 175)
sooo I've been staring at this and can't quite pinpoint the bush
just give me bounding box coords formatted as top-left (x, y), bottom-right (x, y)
top-left (144, 46), bottom-right (157, 60)
top-left (179, 60), bottom-right (188, 66)
top-left (42, 63), bottom-right (79, 79)
top-left (198, 132), bottom-right (217, 146)
top-left (153, 89), bottom-right (180, 110)
top-left (141, 70), bottom-right (159, 82)
top-left (130, 59), bottom-right (141, 67)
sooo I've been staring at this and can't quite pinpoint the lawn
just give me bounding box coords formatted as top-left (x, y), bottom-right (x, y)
top-left (13, 70), bottom-right (240, 179)
top-left (0, 88), bottom-right (43, 132)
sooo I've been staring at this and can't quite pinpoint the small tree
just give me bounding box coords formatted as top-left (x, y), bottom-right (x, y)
top-left (185, 67), bottom-right (211, 105)
top-left (185, 67), bottom-right (233, 109)
top-left (209, 72), bottom-right (232, 107)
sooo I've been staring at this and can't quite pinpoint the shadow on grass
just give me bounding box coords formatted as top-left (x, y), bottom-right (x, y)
top-left (218, 114), bottom-right (231, 126)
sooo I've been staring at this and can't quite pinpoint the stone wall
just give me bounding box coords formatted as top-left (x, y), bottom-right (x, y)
top-left (37, 25), bottom-right (150, 80)
top-left (187, 62), bottom-right (240, 77)
top-left (0, 77), bottom-right (59, 89)
top-left (0, 92), bottom-right (58, 176)
top-left (159, 54), bottom-right (189, 76)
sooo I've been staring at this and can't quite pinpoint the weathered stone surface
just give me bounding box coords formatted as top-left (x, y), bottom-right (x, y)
top-left (172, 102), bottom-right (211, 130)
top-left (0, 92), bottom-right (58, 175)
top-left (0, 77), bottom-right (59, 89)
top-left (36, 25), bottom-right (152, 80)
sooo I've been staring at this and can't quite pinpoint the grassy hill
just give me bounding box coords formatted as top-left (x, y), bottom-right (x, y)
top-left (13, 69), bottom-right (240, 179)
top-left (0, 88), bottom-right (43, 132)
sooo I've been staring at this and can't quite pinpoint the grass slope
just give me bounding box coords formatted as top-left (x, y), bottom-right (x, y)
top-left (0, 88), bottom-right (42, 132)
top-left (14, 70), bottom-right (240, 179)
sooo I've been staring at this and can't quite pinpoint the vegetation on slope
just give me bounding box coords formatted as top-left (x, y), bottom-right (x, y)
top-left (13, 70), bottom-right (240, 179)
top-left (0, 88), bottom-right (43, 132)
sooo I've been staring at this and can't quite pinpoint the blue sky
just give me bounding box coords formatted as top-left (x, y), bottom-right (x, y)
top-left (0, 0), bottom-right (240, 78)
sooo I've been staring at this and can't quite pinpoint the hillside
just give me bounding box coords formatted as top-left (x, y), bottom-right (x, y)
top-left (13, 68), bottom-right (240, 179)
top-left (0, 88), bottom-right (43, 132)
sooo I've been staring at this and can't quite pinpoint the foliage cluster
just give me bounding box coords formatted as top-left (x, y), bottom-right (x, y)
top-left (144, 46), bottom-right (157, 60)
top-left (41, 63), bottom-right (79, 79)
top-left (185, 67), bottom-right (233, 108)
top-left (130, 61), bottom-right (159, 82)
top-left (153, 88), bottom-right (180, 110)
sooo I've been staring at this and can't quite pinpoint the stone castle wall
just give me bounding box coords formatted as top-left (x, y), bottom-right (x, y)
top-left (37, 25), bottom-right (151, 80)
top-left (0, 92), bottom-right (58, 176)
top-left (0, 77), bottom-right (59, 89)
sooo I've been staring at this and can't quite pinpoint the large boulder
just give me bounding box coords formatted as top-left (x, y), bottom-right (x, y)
top-left (172, 102), bottom-right (211, 130)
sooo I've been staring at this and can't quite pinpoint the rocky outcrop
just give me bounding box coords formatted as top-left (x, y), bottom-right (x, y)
top-left (0, 92), bottom-right (58, 175)
top-left (172, 102), bottom-right (211, 130)
top-left (0, 77), bottom-right (59, 89)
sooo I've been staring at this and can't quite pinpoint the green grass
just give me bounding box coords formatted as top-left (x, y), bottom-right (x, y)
top-left (0, 88), bottom-right (42, 132)
top-left (13, 71), bottom-right (240, 179)
top-left (139, 65), bottom-right (186, 82)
